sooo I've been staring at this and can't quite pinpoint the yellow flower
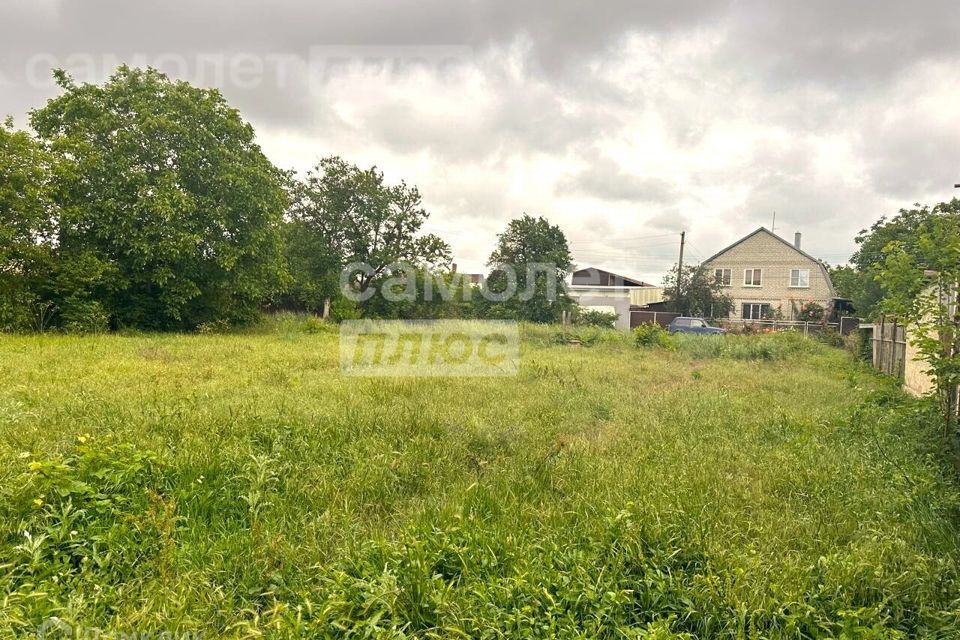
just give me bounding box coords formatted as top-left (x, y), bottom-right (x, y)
top-left (33, 498), bottom-right (43, 508)
top-left (77, 435), bottom-right (88, 444)
top-left (28, 461), bottom-right (43, 472)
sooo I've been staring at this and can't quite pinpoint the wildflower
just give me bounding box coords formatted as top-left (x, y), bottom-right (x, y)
top-left (77, 435), bottom-right (88, 444)
top-left (18, 451), bottom-right (31, 459)
top-left (33, 498), bottom-right (44, 508)
top-left (28, 461), bottom-right (43, 472)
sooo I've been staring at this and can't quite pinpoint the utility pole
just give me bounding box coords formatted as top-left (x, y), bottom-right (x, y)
top-left (676, 231), bottom-right (685, 315)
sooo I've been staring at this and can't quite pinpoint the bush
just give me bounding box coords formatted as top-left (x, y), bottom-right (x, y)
top-left (633, 323), bottom-right (677, 349)
top-left (0, 288), bottom-right (35, 332)
top-left (575, 309), bottom-right (618, 328)
top-left (796, 302), bottom-right (825, 322)
top-left (59, 299), bottom-right (109, 334)
top-left (817, 327), bottom-right (845, 348)
top-left (330, 297), bottom-right (362, 322)
top-left (846, 328), bottom-right (873, 362)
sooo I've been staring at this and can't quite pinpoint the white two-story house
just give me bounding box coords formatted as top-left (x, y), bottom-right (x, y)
top-left (702, 228), bottom-right (835, 320)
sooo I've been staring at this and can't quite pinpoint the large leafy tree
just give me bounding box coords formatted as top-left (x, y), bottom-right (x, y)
top-left (0, 120), bottom-right (56, 330)
top-left (662, 264), bottom-right (733, 318)
top-left (843, 202), bottom-right (958, 319)
top-left (30, 66), bottom-right (288, 329)
top-left (286, 156), bottom-right (450, 309)
top-left (484, 214), bottom-right (574, 322)
top-left (879, 208), bottom-right (960, 437)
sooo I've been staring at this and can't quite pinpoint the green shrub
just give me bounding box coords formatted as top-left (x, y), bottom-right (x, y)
top-left (575, 309), bottom-right (618, 328)
top-left (302, 315), bottom-right (330, 333)
top-left (59, 299), bottom-right (109, 334)
top-left (633, 323), bottom-right (677, 349)
top-left (796, 301), bottom-right (825, 322)
top-left (330, 296), bottom-right (362, 321)
top-left (817, 327), bottom-right (845, 348)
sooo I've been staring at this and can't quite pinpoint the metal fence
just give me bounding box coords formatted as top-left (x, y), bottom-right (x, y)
top-left (630, 313), bottom-right (860, 335)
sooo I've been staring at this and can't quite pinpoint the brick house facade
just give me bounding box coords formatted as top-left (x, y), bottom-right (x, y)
top-left (702, 228), bottom-right (835, 320)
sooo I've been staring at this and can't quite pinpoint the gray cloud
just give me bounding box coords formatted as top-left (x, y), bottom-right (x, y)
top-left (2, 0), bottom-right (958, 277)
top-left (559, 155), bottom-right (679, 203)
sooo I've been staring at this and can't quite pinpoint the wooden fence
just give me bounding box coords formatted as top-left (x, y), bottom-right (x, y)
top-left (872, 318), bottom-right (907, 379)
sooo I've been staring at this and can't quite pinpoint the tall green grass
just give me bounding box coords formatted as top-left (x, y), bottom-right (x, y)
top-left (677, 331), bottom-right (820, 360)
top-left (1, 322), bottom-right (958, 637)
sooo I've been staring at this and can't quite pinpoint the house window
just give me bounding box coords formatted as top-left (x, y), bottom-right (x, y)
top-left (790, 269), bottom-right (810, 288)
top-left (742, 303), bottom-right (771, 320)
top-left (743, 268), bottom-right (762, 287)
top-left (714, 268), bottom-right (731, 286)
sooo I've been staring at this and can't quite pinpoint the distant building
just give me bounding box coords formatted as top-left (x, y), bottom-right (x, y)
top-left (571, 267), bottom-right (652, 287)
top-left (568, 267), bottom-right (663, 330)
top-left (451, 264), bottom-right (485, 287)
top-left (702, 228), bottom-right (836, 320)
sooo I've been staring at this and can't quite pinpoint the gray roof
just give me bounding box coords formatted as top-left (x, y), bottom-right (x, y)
top-left (701, 227), bottom-right (836, 297)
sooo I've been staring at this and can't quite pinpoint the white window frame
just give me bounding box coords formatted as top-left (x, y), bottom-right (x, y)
top-left (789, 268), bottom-right (810, 288)
top-left (742, 302), bottom-right (770, 320)
top-left (743, 268), bottom-right (762, 287)
top-left (714, 268), bottom-right (732, 287)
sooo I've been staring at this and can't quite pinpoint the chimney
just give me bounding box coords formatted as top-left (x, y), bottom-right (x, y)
top-left (451, 262), bottom-right (458, 273)
top-left (794, 232), bottom-right (802, 250)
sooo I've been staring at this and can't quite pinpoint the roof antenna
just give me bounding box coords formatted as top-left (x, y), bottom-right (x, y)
top-left (771, 211), bottom-right (776, 233)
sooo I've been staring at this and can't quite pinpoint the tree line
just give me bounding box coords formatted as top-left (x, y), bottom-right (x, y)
top-left (0, 66), bottom-right (577, 332)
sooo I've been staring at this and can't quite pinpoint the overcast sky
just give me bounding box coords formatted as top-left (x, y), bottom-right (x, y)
top-left (2, 1), bottom-right (958, 281)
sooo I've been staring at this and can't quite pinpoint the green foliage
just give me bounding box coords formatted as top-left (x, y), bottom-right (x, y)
top-left (0, 120), bottom-right (56, 332)
top-left (3, 438), bottom-right (173, 622)
top-left (1, 330), bottom-right (959, 635)
top-left (677, 331), bottom-right (820, 361)
top-left (795, 301), bottom-right (825, 322)
top-left (287, 156), bottom-right (451, 310)
top-left (633, 323), bottom-right (677, 349)
top-left (662, 264), bottom-right (733, 317)
top-left (29, 66), bottom-right (288, 330)
top-left (828, 263), bottom-right (861, 305)
top-left (483, 214), bottom-right (574, 323)
top-left (878, 206), bottom-right (960, 436)
top-left (816, 326), bottom-right (846, 348)
top-left (329, 295), bottom-right (362, 321)
top-left (574, 308), bottom-right (618, 328)
top-left (278, 218), bottom-right (341, 313)
top-left (842, 200), bottom-right (960, 319)
top-left (364, 268), bottom-right (476, 319)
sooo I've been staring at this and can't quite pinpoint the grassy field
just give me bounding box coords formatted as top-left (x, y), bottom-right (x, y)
top-left (1, 319), bottom-right (959, 638)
